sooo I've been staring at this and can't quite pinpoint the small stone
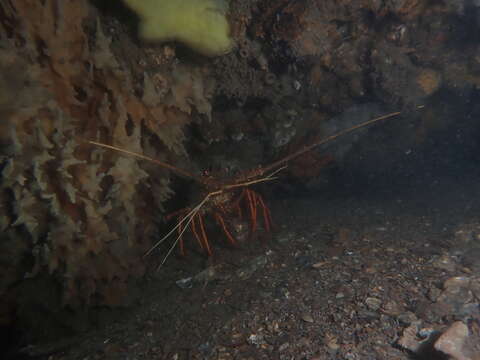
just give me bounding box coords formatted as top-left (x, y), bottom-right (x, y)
top-left (432, 255), bottom-right (457, 272)
top-left (236, 256), bottom-right (267, 280)
top-left (301, 312), bottom-right (314, 323)
top-left (175, 277), bottom-right (193, 289)
top-left (247, 334), bottom-right (265, 346)
top-left (383, 300), bottom-right (403, 316)
top-left (194, 266), bottom-right (221, 283)
top-left (312, 261), bottom-right (328, 268)
top-left (421, 301), bottom-right (452, 322)
top-left (438, 276), bottom-right (474, 309)
top-left (427, 285), bottom-right (442, 302)
top-left (365, 297), bottom-right (382, 311)
top-left (325, 334), bottom-right (340, 351)
top-left (434, 321), bottom-right (470, 360)
top-left (443, 276), bottom-right (471, 290)
top-left (397, 324), bottom-right (421, 352)
top-left (357, 309), bottom-right (380, 321)
top-left (470, 277), bottom-right (480, 299)
top-left (458, 302), bottom-right (480, 318)
top-left (397, 311), bottom-right (419, 325)
top-left (266, 321), bottom-right (279, 333)
top-left (416, 68), bottom-right (441, 96)
top-left (454, 225), bottom-right (478, 244)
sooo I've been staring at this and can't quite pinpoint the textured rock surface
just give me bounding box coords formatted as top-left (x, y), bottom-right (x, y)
top-left (0, 0), bottom-right (208, 330)
top-left (435, 322), bottom-right (472, 360)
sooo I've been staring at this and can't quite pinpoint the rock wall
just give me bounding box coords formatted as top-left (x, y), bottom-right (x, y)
top-left (207, 0), bottom-right (480, 183)
top-left (0, 0), bottom-right (213, 332)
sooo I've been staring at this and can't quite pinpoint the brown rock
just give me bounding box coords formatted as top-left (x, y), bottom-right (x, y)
top-left (416, 68), bottom-right (442, 96)
top-left (434, 322), bottom-right (471, 360)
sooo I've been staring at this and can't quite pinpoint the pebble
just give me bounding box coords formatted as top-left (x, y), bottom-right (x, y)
top-left (397, 323), bottom-right (421, 352)
top-left (325, 335), bottom-right (340, 351)
top-left (434, 321), bottom-right (471, 360)
top-left (236, 256), bottom-right (268, 280)
top-left (247, 334), bottom-right (265, 346)
top-left (175, 277), bottom-right (193, 289)
top-left (438, 276), bottom-right (474, 309)
top-left (312, 261), bottom-right (328, 268)
top-left (365, 297), bottom-right (382, 311)
top-left (427, 285), bottom-right (442, 302)
top-left (383, 300), bottom-right (403, 316)
top-left (470, 277), bottom-right (480, 299)
top-left (397, 311), bottom-right (419, 325)
top-left (432, 255), bottom-right (457, 272)
top-left (301, 312), bottom-right (314, 323)
top-left (357, 309), bottom-right (380, 321)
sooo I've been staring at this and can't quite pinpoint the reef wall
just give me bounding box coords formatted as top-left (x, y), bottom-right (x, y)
top-left (0, 0), bottom-right (214, 336)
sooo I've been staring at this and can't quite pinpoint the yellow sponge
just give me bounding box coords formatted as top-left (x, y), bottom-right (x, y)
top-left (123, 0), bottom-right (233, 56)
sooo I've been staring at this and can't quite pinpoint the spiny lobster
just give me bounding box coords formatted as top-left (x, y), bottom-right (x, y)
top-left (89, 110), bottom-right (405, 268)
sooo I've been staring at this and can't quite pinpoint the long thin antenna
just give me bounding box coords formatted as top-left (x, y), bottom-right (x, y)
top-left (258, 110), bottom-right (405, 177)
top-left (87, 140), bottom-right (207, 185)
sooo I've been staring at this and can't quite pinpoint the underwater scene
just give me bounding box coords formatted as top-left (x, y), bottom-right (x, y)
top-left (1, 0), bottom-right (480, 359)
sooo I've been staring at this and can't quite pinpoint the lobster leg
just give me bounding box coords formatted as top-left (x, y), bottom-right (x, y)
top-left (165, 188), bottom-right (272, 258)
top-left (245, 189), bottom-right (258, 233)
top-left (214, 212), bottom-right (237, 247)
top-left (197, 212), bottom-right (213, 256)
top-left (251, 190), bottom-right (258, 232)
top-left (191, 214), bottom-right (208, 254)
top-left (235, 200), bottom-right (243, 219)
top-left (232, 189), bottom-right (247, 220)
top-left (256, 193), bottom-right (273, 232)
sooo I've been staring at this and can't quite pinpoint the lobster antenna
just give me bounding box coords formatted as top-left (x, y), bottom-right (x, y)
top-left (87, 140), bottom-right (207, 185)
top-left (258, 109), bottom-right (419, 177)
